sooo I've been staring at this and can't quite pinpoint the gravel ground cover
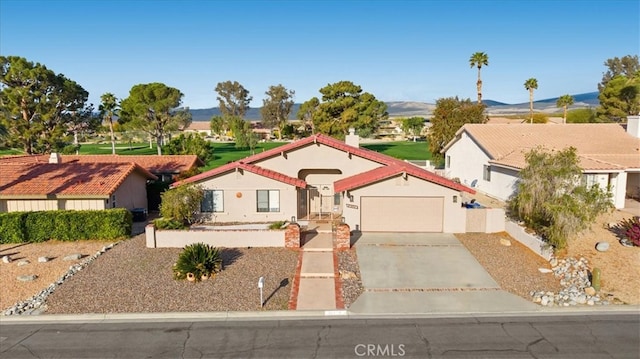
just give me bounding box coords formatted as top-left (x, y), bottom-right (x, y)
top-left (42, 235), bottom-right (298, 313)
top-left (337, 249), bottom-right (364, 308)
top-left (456, 232), bottom-right (562, 299)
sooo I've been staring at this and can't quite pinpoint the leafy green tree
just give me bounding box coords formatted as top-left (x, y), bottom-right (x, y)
top-left (229, 116), bottom-right (258, 151)
top-left (172, 107), bottom-right (193, 131)
top-left (596, 73), bottom-right (640, 122)
top-left (99, 93), bottom-right (119, 154)
top-left (297, 97), bottom-right (320, 134)
top-left (598, 55), bottom-right (639, 91)
top-left (119, 83), bottom-right (183, 155)
top-left (165, 132), bottom-right (213, 164)
top-left (261, 84), bottom-right (295, 140)
top-left (428, 97), bottom-right (486, 162)
top-left (209, 115), bottom-right (226, 137)
top-left (508, 147), bottom-right (612, 250)
top-left (556, 94), bottom-right (574, 124)
top-left (215, 80), bottom-right (252, 118)
top-left (301, 81), bottom-right (387, 139)
top-left (0, 56), bottom-right (91, 154)
top-left (469, 52), bottom-right (489, 104)
top-left (524, 78), bottom-right (538, 124)
top-left (567, 108), bottom-right (597, 123)
top-left (401, 117), bottom-right (424, 141)
top-left (159, 184), bottom-right (204, 225)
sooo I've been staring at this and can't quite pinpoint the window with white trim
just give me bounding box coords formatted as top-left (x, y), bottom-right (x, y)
top-left (201, 190), bottom-right (224, 212)
top-left (257, 190), bottom-right (279, 212)
top-left (446, 155), bottom-right (451, 169)
top-left (483, 165), bottom-right (491, 182)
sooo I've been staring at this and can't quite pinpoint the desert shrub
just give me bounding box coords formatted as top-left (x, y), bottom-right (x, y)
top-left (268, 220), bottom-right (287, 230)
top-left (173, 243), bottom-right (223, 282)
top-left (159, 184), bottom-right (204, 225)
top-left (619, 216), bottom-right (640, 246)
top-left (154, 218), bottom-right (187, 230)
top-left (0, 209), bottom-right (131, 244)
top-left (508, 147), bottom-right (613, 250)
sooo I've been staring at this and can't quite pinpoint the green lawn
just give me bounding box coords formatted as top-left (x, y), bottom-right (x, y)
top-left (361, 141), bottom-right (432, 160)
top-left (0, 139), bottom-right (434, 170)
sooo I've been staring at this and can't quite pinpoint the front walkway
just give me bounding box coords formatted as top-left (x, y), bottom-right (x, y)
top-left (348, 233), bottom-right (538, 314)
top-left (289, 222), bottom-right (343, 310)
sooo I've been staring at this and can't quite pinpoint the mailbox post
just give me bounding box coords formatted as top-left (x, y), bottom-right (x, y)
top-left (257, 276), bottom-right (265, 307)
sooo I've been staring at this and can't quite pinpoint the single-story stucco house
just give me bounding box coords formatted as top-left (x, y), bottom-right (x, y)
top-left (442, 116), bottom-right (640, 209)
top-left (172, 130), bottom-right (476, 233)
top-left (0, 153), bottom-right (157, 212)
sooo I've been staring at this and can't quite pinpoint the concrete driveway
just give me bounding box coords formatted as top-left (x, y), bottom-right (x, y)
top-left (348, 233), bottom-right (539, 314)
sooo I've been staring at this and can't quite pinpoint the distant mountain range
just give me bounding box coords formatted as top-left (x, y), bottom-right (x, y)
top-left (187, 92), bottom-right (599, 121)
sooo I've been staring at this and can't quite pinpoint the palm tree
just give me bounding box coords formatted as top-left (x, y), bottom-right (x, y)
top-left (556, 94), bottom-right (574, 124)
top-left (524, 78), bottom-right (538, 123)
top-left (469, 52), bottom-right (489, 104)
top-left (99, 93), bottom-right (119, 155)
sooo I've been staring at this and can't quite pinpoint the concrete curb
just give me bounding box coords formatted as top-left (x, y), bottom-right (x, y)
top-left (1, 305), bottom-right (637, 325)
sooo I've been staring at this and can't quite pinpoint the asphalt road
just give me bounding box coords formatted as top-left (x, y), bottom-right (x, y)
top-left (1, 313), bottom-right (638, 358)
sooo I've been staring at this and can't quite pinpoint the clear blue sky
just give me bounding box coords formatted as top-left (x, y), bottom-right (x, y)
top-left (1, 0), bottom-right (638, 109)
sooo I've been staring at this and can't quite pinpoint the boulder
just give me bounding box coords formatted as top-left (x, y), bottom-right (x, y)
top-left (584, 287), bottom-right (597, 296)
top-left (538, 268), bottom-right (553, 274)
top-left (1, 255), bottom-right (11, 264)
top-left (499, 238), bottom-right (512, 247)
top-left (595, 242), bottom-right (610, 252)
top-left (17, 275), bottom-right (37, 282)
top-left (63, 253), bottom-right (82, 261)
top-left (17, 260), bottom-right (30, 266)
top-left (38, 256), bottom-right (50, 263)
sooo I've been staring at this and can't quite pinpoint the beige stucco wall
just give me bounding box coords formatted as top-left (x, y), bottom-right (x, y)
top-left (60, 199), bottom-right (107, 210)
top-left (2, 199), bottom-right (60, 212)
top-left (194, 169), bottom-right (298, 223)
top-left (254, 143), bottom-right (382, 180)
top-left (341, 174), bottom-right (467, 233)
top-left (465, 208), bottom-right (505, 233)
top-left (145, 225), bottom-right (285, 248)
top-left (111, 171), bottom-right (149, 210)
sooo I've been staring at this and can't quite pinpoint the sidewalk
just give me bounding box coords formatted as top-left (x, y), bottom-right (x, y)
top-left (289, 222), bottom-right (343, 310)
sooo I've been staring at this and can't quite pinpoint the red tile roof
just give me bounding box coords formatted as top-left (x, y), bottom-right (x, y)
top-left (0, 162), bottom-right (157, 197)
top-left (0, 154), bottom-right (202, 174)
top-left (334, 164), bottom-right (475, 194)
top-left (175, 133), bottom-right (472, 193)
top-left (173, 161), bottom-right (306, 188)
top-left (243, 134), bottom-right (404, 166)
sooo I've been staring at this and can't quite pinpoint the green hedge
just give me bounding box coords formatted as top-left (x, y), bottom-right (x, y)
top-left (0, 209), bottom-right (132, 244)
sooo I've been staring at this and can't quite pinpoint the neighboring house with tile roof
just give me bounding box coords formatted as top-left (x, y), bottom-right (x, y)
top-left (0, 156), bottom-right (157, 212)
top-left (442, 116), bottom-right (640, 209)
top-left (173, 130), bottom-right (475, 233)
top-left (0, 154), bottom-right (202, 182)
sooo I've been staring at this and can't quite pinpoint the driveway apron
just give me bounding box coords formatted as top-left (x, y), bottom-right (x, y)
top-left (349, 233), bottom-right (538, 314)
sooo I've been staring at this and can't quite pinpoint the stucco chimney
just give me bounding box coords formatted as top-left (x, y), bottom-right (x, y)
top-left (48, 153), bottom-right (61, 164)
top-left (345, 128), bottom-right (359, 148)
top-left (626, 116), bottom-right (640, 138)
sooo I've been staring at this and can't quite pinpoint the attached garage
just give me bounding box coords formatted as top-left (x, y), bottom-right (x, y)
top-left (360, 196), bottom-right (444, 232)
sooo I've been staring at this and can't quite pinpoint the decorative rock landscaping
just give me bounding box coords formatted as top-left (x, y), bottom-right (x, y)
top-left (3, 244), bottom-right (117, 316)
top-left (531, 256), bottom-right (610, 307)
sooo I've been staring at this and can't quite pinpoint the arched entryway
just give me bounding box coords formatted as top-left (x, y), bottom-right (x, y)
top-left (297, 169), bottom-right (343, 220)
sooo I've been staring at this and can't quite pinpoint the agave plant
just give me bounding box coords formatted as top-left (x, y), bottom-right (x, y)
top-left (173, 243), bottom-right (223, 282)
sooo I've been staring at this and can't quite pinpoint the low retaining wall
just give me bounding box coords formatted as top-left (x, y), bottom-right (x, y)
top-left (465, 208), bottom-right (505, 233)
top-left (505, 220), bottom-right (553, 260)
top-left (145, 224), bottom-right (287, 248)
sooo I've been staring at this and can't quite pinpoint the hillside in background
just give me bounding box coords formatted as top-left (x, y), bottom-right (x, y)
top-left (188, 92), bottom-right (599, 121)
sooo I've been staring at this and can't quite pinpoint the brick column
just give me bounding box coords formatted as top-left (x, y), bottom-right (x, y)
top-left (335, 223), bottom-right (350, 250)
top-left (285, 223), bottom-right (300, 249)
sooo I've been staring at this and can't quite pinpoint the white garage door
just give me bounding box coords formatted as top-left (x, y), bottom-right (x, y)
top-left (360, 196), bottom-right (444, 232)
